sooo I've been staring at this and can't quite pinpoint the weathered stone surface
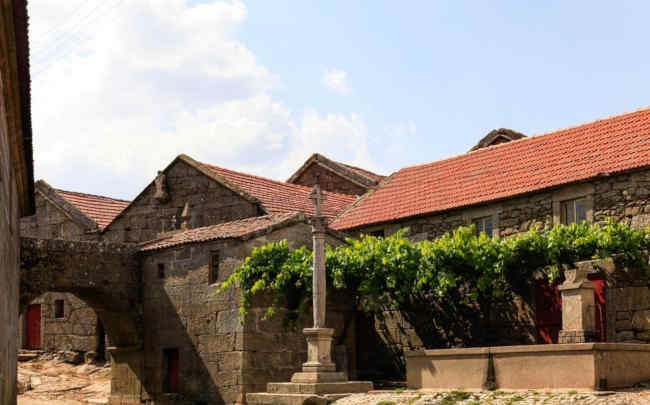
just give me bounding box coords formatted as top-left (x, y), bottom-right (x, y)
top-left (63, 350), bottom-right (84, 364)
top-left (632, 310), bottom-right (650, 331)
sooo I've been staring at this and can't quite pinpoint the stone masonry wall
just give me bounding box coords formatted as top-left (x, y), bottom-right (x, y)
top-left (292, 163), bottom-right (368, 196)
top-left (0, 78), bottom-right (21, 405)
top-left (140, 222), bottom-right (350, 405)
top-left (103, 159), bottom-right (261, 244)
top-left (19, 191), bottom-right (101, 355)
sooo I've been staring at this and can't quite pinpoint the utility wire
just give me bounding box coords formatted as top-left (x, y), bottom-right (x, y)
top-left (32, 0), bottom-right (126, 79)
top-left (32, 0), bottom-right (91, 46)
top-left (33, 0), bottom-right (123, 63)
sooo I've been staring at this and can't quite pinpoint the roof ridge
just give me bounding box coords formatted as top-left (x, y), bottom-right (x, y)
top-left (330, 172), bottom-right (396, 225)
top-left (399, 105), bottom-right (650, 172)
top-left (200, 160), bottom-right (357, 198)
top-left (55, 188), bottom-right (131, 203)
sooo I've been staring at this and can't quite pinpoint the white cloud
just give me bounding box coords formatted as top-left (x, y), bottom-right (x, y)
top-left (28, 1), bottom-right (377, 199)
top-left (321, 68), bottom-right (351, 94)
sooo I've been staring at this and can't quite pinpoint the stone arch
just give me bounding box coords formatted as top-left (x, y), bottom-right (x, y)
top-left (20, 237), bottom-right (142, 348)
top-left (20, 237), bottom-right (146, 404)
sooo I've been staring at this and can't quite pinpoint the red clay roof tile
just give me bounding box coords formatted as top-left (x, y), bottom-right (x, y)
top-left (140, 212), bottom-right (304, 251)
top-left (199, 162), bottom-right (357, 219)
top-left (56, 189), bottom-right (130, 230)
top-left (331, 107), bottom-right (650, 230)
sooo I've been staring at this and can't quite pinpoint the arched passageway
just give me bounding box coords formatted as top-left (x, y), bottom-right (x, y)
top-left (20, 237), bottom-right (144, 403)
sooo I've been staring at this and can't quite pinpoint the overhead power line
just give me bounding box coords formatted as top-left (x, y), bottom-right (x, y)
top-left (32, 0), bottom-right (127, 79)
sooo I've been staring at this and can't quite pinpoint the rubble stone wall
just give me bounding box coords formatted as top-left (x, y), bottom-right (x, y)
top-left (19, 192), bottom-right (101, 354)
top-left (291, 163), bottom-right (368, 196)
top-left (103, 159), bottom-right (260, 244)
top-left (140, 222), bottom-right (351, 404)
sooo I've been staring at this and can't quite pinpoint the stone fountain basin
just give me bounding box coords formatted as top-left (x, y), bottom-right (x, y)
top-left (406, 343), bottom-right (650, 391)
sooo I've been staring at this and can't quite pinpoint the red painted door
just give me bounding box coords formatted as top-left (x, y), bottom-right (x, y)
top-left (164, 348), bottom-right (179, 393)
top-left (26, 304), bottom-right (41, 349)
top-left (535, 280), bottom-right (562, 344)
top-left (588, 274), bottom-right (607, 342)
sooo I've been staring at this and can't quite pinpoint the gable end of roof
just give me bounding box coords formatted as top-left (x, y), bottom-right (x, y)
top-left (35, 180), bottom-right (99, 230)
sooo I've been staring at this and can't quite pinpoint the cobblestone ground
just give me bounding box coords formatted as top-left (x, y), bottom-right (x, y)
top-left (334, 389), bottom-right (650, 405)
top-left (17, 353), bottom-right (110, 405)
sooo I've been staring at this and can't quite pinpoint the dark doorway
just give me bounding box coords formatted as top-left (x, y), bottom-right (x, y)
top-left (96, 319), bottom-right (106, 360)
top-left (163, 348), bottom-right (180, 393)
top-left (26, 304), bottom-right (42, 349)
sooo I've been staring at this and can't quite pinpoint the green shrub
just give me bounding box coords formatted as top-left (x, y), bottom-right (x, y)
top-left (219, 220), bottom-right (650, 346)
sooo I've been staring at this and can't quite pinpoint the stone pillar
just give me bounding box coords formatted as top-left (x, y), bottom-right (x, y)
top-left (291, 186), bottom-right (345, 383)
top-left (558, 266), bottom-right (598, 344)
top-left (312, 216), bottom-right (326, 329)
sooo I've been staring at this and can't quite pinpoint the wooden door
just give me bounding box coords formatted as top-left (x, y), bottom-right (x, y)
top-left (535, 275), bottom-right (607, 344)
top-left (588, 273), bottom-right (607, 342)
top-left (26, 304), bottom-right (41, 349)
top-left (535, 280), bottom-right (562, 344)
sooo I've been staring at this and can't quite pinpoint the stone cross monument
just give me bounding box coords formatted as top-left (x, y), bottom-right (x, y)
top-left (246, 184), bottom-right (372, 404)
top-left (291, 184), bottom-right (343, 382)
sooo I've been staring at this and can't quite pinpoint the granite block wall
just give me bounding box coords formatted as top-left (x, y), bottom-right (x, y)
top-left (103, 159), bottom-right (261, 244)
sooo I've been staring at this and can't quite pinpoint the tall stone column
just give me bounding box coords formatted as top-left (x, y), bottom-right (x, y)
top-left (558, 266), bottom-right (598, 344)
top-left (291, 186), bottom-right (344, 382)
top-left (312, 216), bottom-right (326, 328)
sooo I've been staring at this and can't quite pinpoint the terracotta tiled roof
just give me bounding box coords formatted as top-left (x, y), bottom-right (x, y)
top-left (331, 107), bottom-right (650, 230)
top-left (140, 212), bottom-right (305, 251)
top-left (56, 189), bottom-right (131, 229)
top-left (199, 161), bottom-right (357, 219)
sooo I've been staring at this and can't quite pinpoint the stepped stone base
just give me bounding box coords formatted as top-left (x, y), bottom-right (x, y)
top-left (291, 371), bottom-right (346, 383)
top-left (247, 381), bottom-right (373, 405)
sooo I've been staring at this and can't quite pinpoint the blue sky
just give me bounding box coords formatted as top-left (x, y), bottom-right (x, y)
top-left (28, 1), bottom-right (650, 199)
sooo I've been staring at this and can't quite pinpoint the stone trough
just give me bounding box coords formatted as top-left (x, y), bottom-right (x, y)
top-left (406, 343), bottom-right (650, 391)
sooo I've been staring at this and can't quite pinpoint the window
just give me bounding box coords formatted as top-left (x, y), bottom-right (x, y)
top-left (209, 252), bottom-right (219, 284)
top-left (472, 216), bottom-right (494, 237)
top-left (158, 263), bottom-right (165, 279)
top-left (561, 198), bottom-right (587, 225)
top-left (54, 300), bottom-right (64, 318)
top-left (368, 229), bottom-right (385, 238)
top-left (163, 348), bottom-right (179, 393)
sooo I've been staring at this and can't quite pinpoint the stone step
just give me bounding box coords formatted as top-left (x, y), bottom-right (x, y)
top-left (268, 381), bottom-right (373, 395)
top-left (17, 351), bottom-right (40, 362)
top-left (246, 393), bottom-right (329, 405)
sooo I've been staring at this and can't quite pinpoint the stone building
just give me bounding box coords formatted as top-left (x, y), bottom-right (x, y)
top-left (19, 180), bottom-right (129, 356)
top-left (330, 107), bottom-right (650, 364)
top-left (1, 1), bottom-right (34, 404)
